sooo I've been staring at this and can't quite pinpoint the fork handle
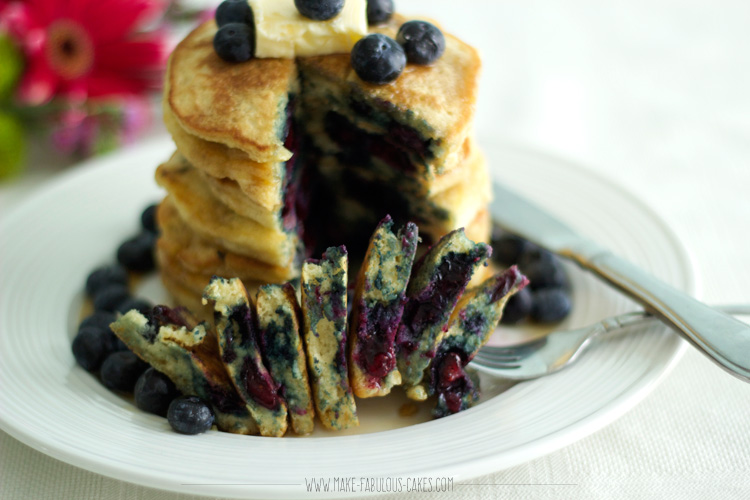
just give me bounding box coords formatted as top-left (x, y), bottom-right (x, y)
top-left (575, 251), bottom-right (750, 381)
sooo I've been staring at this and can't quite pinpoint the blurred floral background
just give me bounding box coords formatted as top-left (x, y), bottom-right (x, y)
top-left (0, 0), bottom-right (211, 180)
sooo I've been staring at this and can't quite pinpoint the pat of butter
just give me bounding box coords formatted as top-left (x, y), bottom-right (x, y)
top-left (249, 0), bottom-right (367, 58)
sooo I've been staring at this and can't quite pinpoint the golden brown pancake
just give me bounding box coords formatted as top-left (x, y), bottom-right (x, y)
top-left (165, 21), bottom-right (298, 163)
top-left (155, 152), bottom-right (300, 267)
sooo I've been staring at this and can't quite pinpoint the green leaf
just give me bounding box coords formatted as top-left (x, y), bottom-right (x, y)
top-left (0, 112), bottom-right (27, 180)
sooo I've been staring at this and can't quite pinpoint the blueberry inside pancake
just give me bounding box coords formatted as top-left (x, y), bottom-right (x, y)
top-left (203, 276), bottom-right (288, 437)
top-left (349, 215), bottom-right (419, 398)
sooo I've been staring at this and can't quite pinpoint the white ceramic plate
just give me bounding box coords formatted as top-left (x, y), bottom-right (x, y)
top-left (0, 138), bottom-right (693, 499)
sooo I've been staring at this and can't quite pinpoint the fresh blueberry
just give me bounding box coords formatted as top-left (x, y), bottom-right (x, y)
top-left (492, 234), bottom-right (532, 266)
top-left (167, 396), bottom-right (215, 435)
top-left (366, 0), bottom-right (394, 25)
top-left (79, 310), bottom-right (116, 332)
top-left (117, 231), bottom-right (156, 273)
top-left (351, 34), bottom-right (406, 84)
top-left (213, 22), bottom-right (254, 63)
top-left (215, 0), bottom-right (254, 27)
top-left (141, 203), bottom-right (159, 234)
top-left (85, 264), bottom-right (128, 297)
top-left (500, 287), bottom-right (533, 325)
top-left (396, 20), bottom-right (445, 65)
top-left (116, 297), bottom-right (153, 315)
top-left (134, 367), bottom-right (180, 417)
top-left (100, 351), bottom-right (149, 392)
top-left (524, 259), bottom-right (569, 290)
top-left (71, 327), bottom-right (118, 372)
top-left (295, 0), bottom-right (344, 21)
top-left (518, 245), bottom-right (555, 269)
top-left (92, 283), bottom-right (131, 312)
top-left (530, 288), bottom-right (572, 323)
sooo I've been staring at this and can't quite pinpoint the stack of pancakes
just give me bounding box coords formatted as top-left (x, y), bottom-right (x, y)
top-left (157, 16), bottom-right (491, 310)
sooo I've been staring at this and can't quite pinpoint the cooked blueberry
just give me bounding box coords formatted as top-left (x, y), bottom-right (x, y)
top-left (396, 20), bottom-right (445, 65)
top-left (492, 234), bottom-right (532, 265)
top-left (92, 284), bottom-right (131, 312)
top-left (79, 310), bottom-right (116, 332)
top-left (295, 0), bottom-right (343, 21)
top-left (215, 0), bottom-right (254, 27)
top-left (117, 231), bottom-right (156, 273)
top-left (213, 22), bottom-right (254, 63)
top-left (141, 203), bottom-right (159, 234)
top-left (524, 258), bottom-right (569, 290)
top-left (530, 288), bottom-right (572, 323)
top-left (167, 396), bottom-right (215, 435)
top-left (116, 297), bottom-right (153, 315)
top-left (72, 327), bottom-right (118, 372)
top-left (366, 0), bottom-right (393, 25)
top-left (134, 367), bottom-right (180, 417)
top-left (351, 34), bottom-right (406, 84)
top-left (100, 351), bottom-right (149, 392)
top-left (500, 287), bottom-right (533, 325)
top-left (85, 264), bottom-right (128, 297)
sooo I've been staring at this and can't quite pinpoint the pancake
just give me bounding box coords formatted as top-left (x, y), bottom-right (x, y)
top-left (297, 14), bottom-right (481, 178)
top-left (156, 198), bottom-right (299, 283)
top-left (165, 21), bottom-right (298, 163)
top-left (155, 152), bottom-right (301, 267)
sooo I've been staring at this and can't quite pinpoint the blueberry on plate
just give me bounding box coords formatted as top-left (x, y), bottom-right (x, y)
top-left (116, 297), bottom-right (153, 315)
top-left (100, 351), bottom-right (149, 392)
top-left (167, 396), bottom-right (215, 435)
top-left (78, 310), bottom-right (116, 332)
top-left (366, 0), bottom-right (394, 25)
top-left (500, 287), bottom-right (533, 325)
top-left (351, 34), bottom-right (406, 84)
top-left (140, 203), bottom-right (159, 234)
top-left (396, 20), bottom-right (445, 65)
top-left (295, 0), bottom-right (344, 21)
top-left (117, 231), bottom-right (157, 273)
top-left (215, 0), bottom-right (254, 27)
top-left (492, 233), bottom-right (532, 266)
top-left (92, 283), bottom-right (131, 312)
top-left (530, 288), bottom-right (572, 323)
top-left (134, 367), bottom-right (180, 417)
top-left (85, 264), bottom-right (128, 297)
top-left (71, 326), bottom-right (119, 372)
top-left (518, 244), bottom-right (555, 269)
top-left (524, 258), bottom-right (569, 291)
top-left (213, 22), bottom-right (254, 63)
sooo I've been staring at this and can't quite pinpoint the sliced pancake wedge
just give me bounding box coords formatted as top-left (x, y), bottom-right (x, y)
top-left (300, 246), bottom-right (358, 430)
top-left (110, 307), bottom-right (258, 435)
top-left (256, 283), bottom-right (316, 435)
top-left (203, 277), bottom-right (288, 437)
top-left (349, 216), bottom-right (418, 398)
top-left (428, 266), bottom-right (529, 417)
top-left (396, 229), bottom-right (492, 401)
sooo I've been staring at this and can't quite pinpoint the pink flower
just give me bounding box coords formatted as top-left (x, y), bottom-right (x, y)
top-left (0, 0), bottom-right (170, 105)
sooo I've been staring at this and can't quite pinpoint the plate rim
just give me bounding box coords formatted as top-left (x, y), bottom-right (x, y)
top-left (0, 138), bottom-right (696, 499)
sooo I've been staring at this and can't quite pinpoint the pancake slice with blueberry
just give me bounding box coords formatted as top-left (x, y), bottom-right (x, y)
top-left (203, 277), bottom-right (289, 437)
top-left (256, 283), bottom-right (316, 435)
top-left (428, 266), bottom-right (529, 417)
top-left (349, 216), bottom-right (419, 398)
top-left (110, 306), bottom-right (259, 435)
top-left (300, 246), bottom-right (359, 430)
top-left (396, 229), bottom-right (492, 401)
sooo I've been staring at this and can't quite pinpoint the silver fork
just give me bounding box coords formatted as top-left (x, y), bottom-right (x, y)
top-left (471, 305), bottom-right (750, 381)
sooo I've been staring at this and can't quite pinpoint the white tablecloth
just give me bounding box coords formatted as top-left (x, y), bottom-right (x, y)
top-left (2, 1), bottom-right (749, 498)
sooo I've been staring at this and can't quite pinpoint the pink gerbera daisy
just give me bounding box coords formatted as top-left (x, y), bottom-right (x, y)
top-left (0, 0), bottom-right (170, 105)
